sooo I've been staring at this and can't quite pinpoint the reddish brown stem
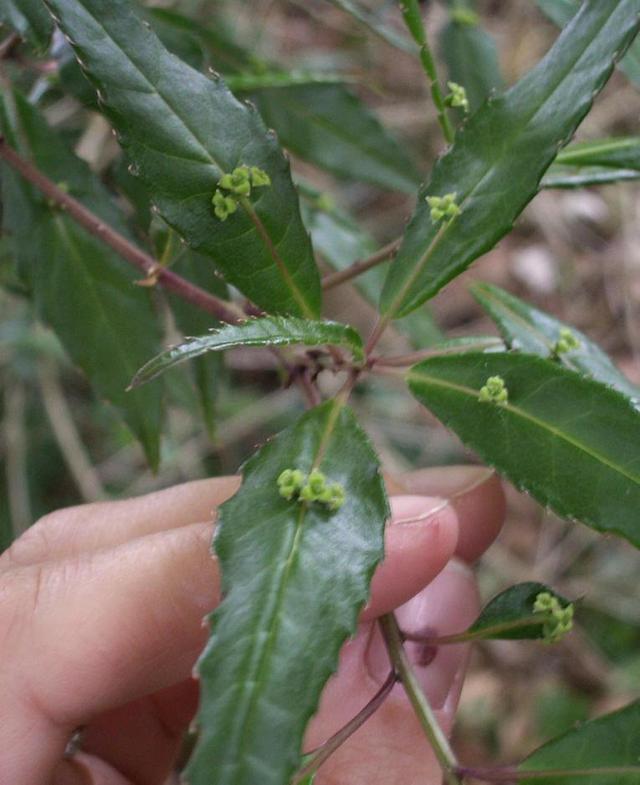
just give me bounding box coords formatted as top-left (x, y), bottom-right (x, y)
top-left (321, 239), bottom-right (401, 291)
top-left (0, 137), bottom-right (244, 325)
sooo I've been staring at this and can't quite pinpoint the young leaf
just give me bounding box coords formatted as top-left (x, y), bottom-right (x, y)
top-left (0, 0), bottom-right (53, 50)
top-left (543, 137), bottom-right (640, 188)
top-left (185, 401), bottom-right (389, 785)
top-left (407, 352), bottom-right (640, 548)
top-left (45, 0), bottom-right (321, 318)
top-left (518, 700), bottom-right (640, 783)
top-left (466, 582), bottom-right (571, 642)
top-left (440, 3), bottom-right (504, 113)
top-left (131, 317), bottom-right (364, 387)
top-left (251, 83), bottom-right (420, 194)
top-left (538, 0), bottom-right (640, 89)
top-left (0, 89), bottom-right (163, 467)
top-left (380, 0), bottom-right (640, 319)
top-left (472, 282), bottom-right (640, 403)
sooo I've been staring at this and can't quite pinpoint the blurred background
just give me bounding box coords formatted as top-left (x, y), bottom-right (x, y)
top-left (1, 0), bottom-right (639, 776)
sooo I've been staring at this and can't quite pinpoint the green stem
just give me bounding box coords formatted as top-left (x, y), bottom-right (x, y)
top-left (379, 613), bottom-right (462, 785)
top-left (398, 0), bottom-right (454, 144)
top-left (401, 616), bottom-right (545, 646)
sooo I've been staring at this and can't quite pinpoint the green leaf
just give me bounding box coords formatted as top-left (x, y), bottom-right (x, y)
top-left (0, 0), bottom-right (53, 50)
top-left (466, 582), bottom-right (571, 641)
top-left (380, 0), bottom-right (640, 319)
top-left (472, 282), bottom-right (640, 403)
top-left (226, 70), bottom-right (349, 91)
top-left (538, 0), bottom-right (640, 88)
top-left (252, 83), bottom-right (420, 194)
top-left (407, 352), bottom-right (640, 548)
top-left (518, 700), bottom-right (640, 783)
top-left (0, 89), bottom-right (163, 468)
top-left (131, 316), bottom-right (364, 388)
top-left (324, 0), bottom-right (417, 53)
top-left (185, 401), bottom-right (389, 785)
top-left (45, 0), bottom-right (321, 318)
top-left (543, 137), bottom-right (640, 188)
top-left (440, 6), bottom-right (504, 113)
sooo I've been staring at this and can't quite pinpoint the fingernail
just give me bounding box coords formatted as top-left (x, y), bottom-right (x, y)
top-left (390, 495), bottom-right (449, 526)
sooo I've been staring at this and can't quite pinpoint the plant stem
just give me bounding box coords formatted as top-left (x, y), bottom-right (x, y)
top-left (291, 670), bottom-right (397, 784)
top-left (379, 613), bottom-right (462, 785)
top-left (400, 616), bottom-right (544, 646)
top-left (0, 137), bottom-right (245, 325)
top-left (321, 239), bottom-right (401, 290)
top-left (398, 0), bottom-right (454, 144)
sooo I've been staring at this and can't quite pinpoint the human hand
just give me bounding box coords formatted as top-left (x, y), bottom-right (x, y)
top-left (0, 466), bottom-right (504, 785)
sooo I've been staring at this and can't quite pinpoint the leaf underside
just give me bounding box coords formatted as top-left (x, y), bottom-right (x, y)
top-left (44, 0), bottom-right (321, 318)
top-left (130, 316), bottom-right (364, 387)
top-left (186, 401), bottom-right (389, 785)
top-left (472, 282), bottom-right (640, 404)
top-left (408, 352), bottom-right (640, 548)
top-left (380, 0), bottom-right (640, 318)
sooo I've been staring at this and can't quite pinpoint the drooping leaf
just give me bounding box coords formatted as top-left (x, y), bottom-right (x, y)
top-left (472, 282), bottom-right (640, 403)
top-left (440, 4), bottom-right (504, 113)
top-left (251, 83), bottom-right (420, 194)
top-left (0, 89), bottom-right (163, 467)
top-left (538, 0), bottom-right (640, 88)
top-left (324, 0), bottom-right (417, 53)
top-left (518, 700), bottom-right (640, 783)
top-left (543, 137), bottom-right (640, 187)
top-left (408, 352), bottom-right (640, 548)
top-left (185, 401), bottom-right (389, 785)
top-left (131, 316), bottom-right (364, 387)
top-left (466, 582), bottom-right (571, 641)
top-left (0, 0), bottom-right (53, 50)
top-left (380, 0), bottom-right (640, 319)
top-left (45, 0), bottom-right (321, 318)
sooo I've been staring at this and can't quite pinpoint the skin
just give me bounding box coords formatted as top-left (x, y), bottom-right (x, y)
top-left (0, 465), bottom-right (505, 785)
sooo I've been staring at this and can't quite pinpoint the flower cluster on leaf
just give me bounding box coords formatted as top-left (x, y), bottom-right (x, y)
top-left (553, 328), bottom-right (581, 357)
top-left (478, 375), bottom-right (509, 406)
top-left (445, 82), bottom-right (469, 113)
top-left (212, 164), bottom-right (272, 220)
top-left (277, 468), bottom-right (346, 512)
top-left (533, 591), bottom-right (574, 644)
top-left (426, 192), bottom-right (461, 223)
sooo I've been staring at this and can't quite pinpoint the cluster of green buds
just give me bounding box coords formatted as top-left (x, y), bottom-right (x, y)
top-left (277, 468), bottom-right (346, 512)
top-left (426, 192), bottom-right (461, 223)
top-left (553, 327), bottom-right (581, 356)
top-left (533, 591), bottom-right (574, 644)
top-left (445, 82), bottom-right (469, 113)
top-left (478, 375), bottom-right (509, 406)
top-left (451, 7), bottom-right (479, 26)
top-left (212, 164), bottom-right (272, 221)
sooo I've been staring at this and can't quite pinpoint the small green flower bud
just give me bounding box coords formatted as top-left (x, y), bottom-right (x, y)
top-left (219, 165), bottom-right (252, 197)
top-left (451, 7), bottom-right (479, 26)
top-left (277, 468), bottom-right (305, 500)
top-left (553, 328), bottom-right (581, 356)
top-left (249, 166), bottom-right (271, 188)
top-left (326, 483), bottom-right (346, 511)
top-left (212, 189), bottom-right (238, 221)
top-left (478, 375), bottom-right (509, 406)
top-left (426, 192), bottom-right (461, 223)
top-left (445, 82), bottom-right (469, 113)
top-left (533, 591), bottom-right (574, 645)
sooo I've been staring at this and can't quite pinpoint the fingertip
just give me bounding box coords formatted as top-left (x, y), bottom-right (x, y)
top-left (362, 495), bottom-right (459, 621)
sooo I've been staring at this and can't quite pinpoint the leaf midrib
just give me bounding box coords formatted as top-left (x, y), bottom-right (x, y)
top-left (409, 369), bottom-right (640, 487)
top-left (385, 2), bottom-right (630, 318)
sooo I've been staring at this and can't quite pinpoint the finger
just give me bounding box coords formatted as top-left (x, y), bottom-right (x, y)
top-left (1, 495), bottom-right (454, 783)
top-left (397, 466), bottom-right (505, 563)
top-left (1, 476), bottom-right (241, 568)
top-left (305, 560), bottom-right (479, 785)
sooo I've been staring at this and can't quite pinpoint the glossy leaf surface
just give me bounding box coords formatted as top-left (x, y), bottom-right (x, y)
top-left (46, 0), bottom-right (321, 318)
top-left (0, 0), bottom-right (53, 49)
top-left (538, 0), bottom-right (640, 88)
top-left (0, 90), bottom-right (162, 466)
top-left (131, 317), bottom-right (364, 387)
top-left (408, 352), bottom-right (640, 547)
top-left (467, 582), bottom-right (571, 641)
top-left (472, 282), bottom-right (640, 403)
top-left (518, 700), bottom-right (640, 783)
top-left (380, 0), bottom-right (640, 318)
top-left (186, 401), bottom-right (389, 785)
